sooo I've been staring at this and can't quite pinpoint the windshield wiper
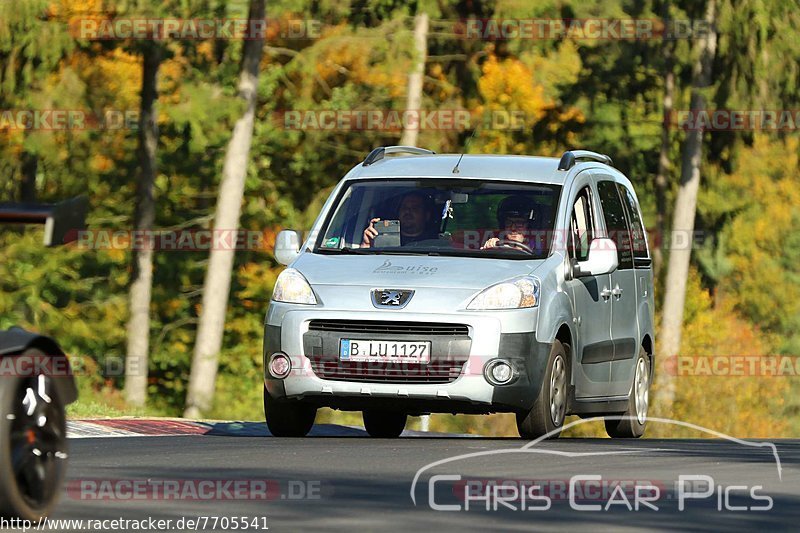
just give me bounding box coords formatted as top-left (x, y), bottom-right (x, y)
top-left (315, 246), bottom-right (374, 255)
top-left (316, 247), bottom-right (442, 256)
top-left (427, 248), bottom-right (542, 259)
top-left (316, 247), bottom-right (538, 259)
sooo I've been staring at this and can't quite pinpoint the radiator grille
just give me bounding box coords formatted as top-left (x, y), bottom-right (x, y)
top-left (309, 359), bottom-right (466, 384)
top-left (307, 320), bottom-right (469, 337)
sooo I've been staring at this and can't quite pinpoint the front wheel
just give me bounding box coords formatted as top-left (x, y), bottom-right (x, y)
top-left (0, 349), bottom-right (69, 520)
top-left (263, 387), bottom-right (317, 437)
top-left (605, 349), bottom-right (650, 438)
top-left (517, 340), bottom-right (568, 439)
top-left (362, 410), bottom-right (407, 438)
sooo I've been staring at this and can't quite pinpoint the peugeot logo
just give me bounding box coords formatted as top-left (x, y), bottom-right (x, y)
top-left (371, 289), bottom-right (414, 309)
top-left (382, 291), bottom-right (403, 305)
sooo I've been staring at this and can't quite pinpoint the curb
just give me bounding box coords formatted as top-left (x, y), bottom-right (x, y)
top-left (67, 418), bottom-right (476, 439)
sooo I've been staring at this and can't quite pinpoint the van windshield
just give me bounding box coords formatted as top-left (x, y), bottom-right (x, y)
top-left (314, 179), bottom-right (561, 259)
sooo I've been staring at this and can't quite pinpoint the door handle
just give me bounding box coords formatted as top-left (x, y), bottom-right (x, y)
top-left (611, 285), bottom-right (623, 298)
top-left (601, 287), bottom-right (612, 300)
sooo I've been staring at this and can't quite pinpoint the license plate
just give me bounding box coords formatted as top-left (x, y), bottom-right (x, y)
top-left (339, 339), bottom-right (431, 363)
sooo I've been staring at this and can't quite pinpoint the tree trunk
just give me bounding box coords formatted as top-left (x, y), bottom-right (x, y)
top-left (124, 44), bottom-right (161, 407)
top-left (184, 0), bottom-right (265, 418)
top-left (19, 151), bottom-right (37, 202)
top-left (652, 7), bottom-right (676, 280)
top-left (399, 12), bottom-right (429, 147)
top-left (658, 0), bottom-right (717, 414)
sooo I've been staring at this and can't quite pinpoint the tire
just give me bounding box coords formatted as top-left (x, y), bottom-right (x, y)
top-left (605, 348), bottom-right (650, 439)
top-left (362, 410), bottom-right (407, 438)
top-left (517, 340), bottom-right (568, 439)
top-left (263, 387), bottom-right (316, 437)
top-left (0, 349), bottom-right (68, 520)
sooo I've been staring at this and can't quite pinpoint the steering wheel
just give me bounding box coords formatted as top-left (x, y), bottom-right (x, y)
top-left (496, 239), bottom-right (534, 254)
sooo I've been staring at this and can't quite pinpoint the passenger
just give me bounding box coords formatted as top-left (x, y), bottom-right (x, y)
top-left (361, 191), bottom-right (438, 247)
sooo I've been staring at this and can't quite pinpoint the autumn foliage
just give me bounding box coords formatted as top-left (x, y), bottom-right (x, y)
top-left (1, 1), bottom-right (799, 436)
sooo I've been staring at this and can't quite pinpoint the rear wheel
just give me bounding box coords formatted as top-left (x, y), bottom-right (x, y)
top-left (263, 387), bottom-right (316, 437)
top-left (605, 348), bottom-right (650, 438)
top-left (362, 410), bottom-right (407, 438)
top-left (0, 349), bottom-right (68, 520)
top-left (517, 340), bottom-right (568, 439)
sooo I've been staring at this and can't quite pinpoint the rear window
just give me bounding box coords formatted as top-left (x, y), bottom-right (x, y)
top-left (596, 180), bottom-right (634, 270)
top-left (618, 184), bottom-right (649, 259)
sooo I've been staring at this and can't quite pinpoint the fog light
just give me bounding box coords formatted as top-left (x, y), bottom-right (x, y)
top-left (485, 360), bottom-right (515, 385)
top-left (269, 352), bottom-right (292, 379)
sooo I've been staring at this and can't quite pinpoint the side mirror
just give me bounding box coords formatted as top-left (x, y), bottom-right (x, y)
top-left (573, 238), bottom-right (618, 277)
top-left (0, 196), bottom-right (88, 246)
top-left (274, 229), bottom-right (302, 265)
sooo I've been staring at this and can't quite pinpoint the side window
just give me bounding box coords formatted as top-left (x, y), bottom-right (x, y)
top-left (569, 186), bottom-right (595, 262)
top-left (617, 184), bottom-right (649, 260)
top-left (596, 180), bottom-right (633, 270)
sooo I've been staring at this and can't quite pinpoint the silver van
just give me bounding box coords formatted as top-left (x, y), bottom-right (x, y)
top-left (265, 147), bottom-right (655, 439)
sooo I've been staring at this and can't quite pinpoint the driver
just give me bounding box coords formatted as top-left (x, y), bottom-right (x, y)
top-left (482, 196), bottom-right (537, 250)
top-left (361, 191), bottom-right (438, 247)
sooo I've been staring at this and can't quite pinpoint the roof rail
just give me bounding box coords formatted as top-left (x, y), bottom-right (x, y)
top-left (557, 150), bottom-right (613, 171)
top-left (362, 145), bottom-right (435, 167)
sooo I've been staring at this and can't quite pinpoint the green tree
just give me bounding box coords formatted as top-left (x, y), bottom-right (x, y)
top-left (0, 0), bottom-right (76, 200)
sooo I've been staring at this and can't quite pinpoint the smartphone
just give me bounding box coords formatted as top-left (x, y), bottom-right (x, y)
top-left (373, 219), bottom-right (401, 247)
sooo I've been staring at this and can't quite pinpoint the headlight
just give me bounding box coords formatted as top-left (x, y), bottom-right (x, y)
top-left (272, 268), bottom-right (317, 305)
top-left (467, 276), bottom-right (540, 310)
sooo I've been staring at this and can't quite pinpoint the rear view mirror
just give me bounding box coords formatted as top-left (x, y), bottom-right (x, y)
top-left (573, 238), bottom-right (618, 277)
top-left (274, 229), bottom-right (302, 265)
top-left (449, 192), bottom-right (469, 204)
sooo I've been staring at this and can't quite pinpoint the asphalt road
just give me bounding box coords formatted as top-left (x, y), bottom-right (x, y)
top-left (28, 429), bottom-right (800, 531)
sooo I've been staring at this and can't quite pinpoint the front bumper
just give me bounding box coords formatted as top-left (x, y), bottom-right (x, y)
top-left (263, 306), bottom-right (552, 414)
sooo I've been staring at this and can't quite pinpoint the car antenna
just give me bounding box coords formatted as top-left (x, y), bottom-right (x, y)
top-left (452, 124), bottom-right (479, 174)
